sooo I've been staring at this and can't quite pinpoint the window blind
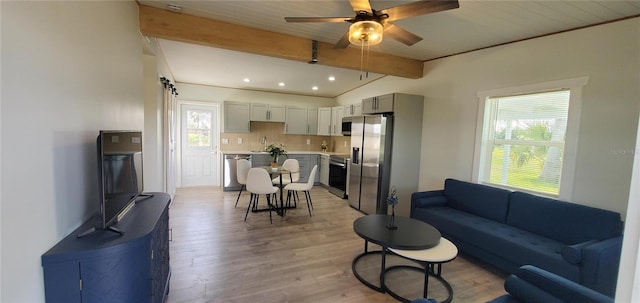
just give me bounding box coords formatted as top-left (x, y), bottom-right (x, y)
top-left (485, 90), bottom-right (570, 195)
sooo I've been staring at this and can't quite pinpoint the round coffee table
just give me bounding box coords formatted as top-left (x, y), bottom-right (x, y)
top-left (386, 237), bottom-right (458, 303)
top-left (352, 215), bottom-right (441, 293)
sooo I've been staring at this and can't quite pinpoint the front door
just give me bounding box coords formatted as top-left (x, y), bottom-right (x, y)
top-left (180, 104), bottom-right (219, 187)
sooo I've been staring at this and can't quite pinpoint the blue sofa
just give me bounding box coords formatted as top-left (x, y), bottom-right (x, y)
top-left (411, 265), bottom-right (612, 303)
top-left (410, 179), bottom-right (623, 297)
top-left (488, 265), bottom-right (614, 303)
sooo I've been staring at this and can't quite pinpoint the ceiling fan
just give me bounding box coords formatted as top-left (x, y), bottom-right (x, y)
top-left (285, 0), bottom-right (459, 48)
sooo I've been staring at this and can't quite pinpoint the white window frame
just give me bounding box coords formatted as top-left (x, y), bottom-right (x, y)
top-left (473, 77), bottom-right (589, 200)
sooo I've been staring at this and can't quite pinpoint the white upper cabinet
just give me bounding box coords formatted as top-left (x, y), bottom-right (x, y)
top-left (285, 106), bottom-right (319, 135)
top-left (362, 93), bottom-right (395, 114)
top-left (317, 107), bottom-right (332, 136)
top-left (331, 106), bottom-right (343, 136)
top-left (251, 103), bottom-right (286, 122)
top-left (285, 106), bottom-right (308, 134)
top-left (224, 101), bottom-right (250, 133)
top-left (307, 107), bottom-right (318, 135)
top-left (343, 103), bottom-right (362, 117)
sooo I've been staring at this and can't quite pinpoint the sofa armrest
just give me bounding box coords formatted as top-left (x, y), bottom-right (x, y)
top-left (580, 236), bottom-right (623, 296)
top-left (502, 275), bottom-right (565, 303)
top-left (513, 265), bottom-right (613, 303)
top-left (505, 265), bottom-right (614, 303)
top-left (561, 240), bottom-right (600, 264)
top-left (411, 190), bottom-right (447, 209)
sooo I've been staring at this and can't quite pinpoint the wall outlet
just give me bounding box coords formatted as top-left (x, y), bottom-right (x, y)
top-left (306, 139), bottom-right (311, 145)
top-left (237, 137), bottom-right (243, 144)
top-left (222, 138), bottom-right (228, 144)
top-left (131, 136), bottom-right (141, 144)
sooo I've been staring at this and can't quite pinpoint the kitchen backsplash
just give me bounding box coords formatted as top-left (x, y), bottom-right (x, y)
top-left (221, 121), bottom-right (350, 154)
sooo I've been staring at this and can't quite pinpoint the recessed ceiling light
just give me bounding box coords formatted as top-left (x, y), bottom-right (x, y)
top-left (278, 82), bottom-right (285, 87)
top-left (243, 78), bottom-right (250, 83)
top-left (328, 76), bottom-right (336, 81)
top-left (312, 86), bottom-right (319, 91)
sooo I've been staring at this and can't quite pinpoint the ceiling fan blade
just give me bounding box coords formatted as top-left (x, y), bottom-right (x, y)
top-left (285, 17), bottom-right (352, 23)
top-left (349, 0), bottom-right (373, 13)
top-left (381, 0), bottom-right (459, 22)
top-left (384, 23), bottom-right (423, 46)
top-left (334, 31), bottom-right (351, 49)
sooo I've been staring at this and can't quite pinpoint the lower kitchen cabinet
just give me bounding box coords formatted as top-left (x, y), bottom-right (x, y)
top-left (41, 193), bottom-right (171, 303)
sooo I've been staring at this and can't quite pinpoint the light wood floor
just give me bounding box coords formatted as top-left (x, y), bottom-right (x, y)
top-left (166, 186), bottom-right (508, 303)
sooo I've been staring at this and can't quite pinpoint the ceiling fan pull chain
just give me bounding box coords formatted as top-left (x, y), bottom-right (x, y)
top-left (365, 43), bottom-right (370, 79)
top-left (359, 42), bottom-right (365, 81)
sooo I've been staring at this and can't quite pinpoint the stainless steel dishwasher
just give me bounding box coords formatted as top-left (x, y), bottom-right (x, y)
top-left (223, 154), bottom-right (252, 191)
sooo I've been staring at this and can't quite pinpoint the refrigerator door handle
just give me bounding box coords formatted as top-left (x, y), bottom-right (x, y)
top-left (352, 147), bottom-right (360, 165)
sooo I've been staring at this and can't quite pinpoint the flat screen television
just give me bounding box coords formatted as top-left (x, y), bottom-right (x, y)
top-left (79, 130), bottom-right (145, 237)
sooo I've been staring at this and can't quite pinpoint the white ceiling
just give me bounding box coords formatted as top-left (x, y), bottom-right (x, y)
top-left (141, 0), bottom-right (640, 98)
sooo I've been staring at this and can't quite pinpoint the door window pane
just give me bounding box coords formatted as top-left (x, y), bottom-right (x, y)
top-left (187, 110), bottom-right (211, 147)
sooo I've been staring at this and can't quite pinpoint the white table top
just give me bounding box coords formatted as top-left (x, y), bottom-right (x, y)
top-left (388, 237), bottom-right (458, 263)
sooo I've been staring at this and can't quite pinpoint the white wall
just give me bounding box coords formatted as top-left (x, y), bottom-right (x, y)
top-left (337, 18), bottom-right (640, 217)
top-left (1, 1), bottom-right (144, 302)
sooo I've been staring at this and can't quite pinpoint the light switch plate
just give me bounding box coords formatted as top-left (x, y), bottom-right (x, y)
top-left (237, 138), bottom-right (243, 144)
top-left (306, 139), bottom-right (311, 145)
top-left (222, 138), bottom-right (228, 144)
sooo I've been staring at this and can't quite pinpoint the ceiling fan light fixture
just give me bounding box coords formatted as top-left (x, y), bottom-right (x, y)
top-left (349, 21), bottom-right (383, 46)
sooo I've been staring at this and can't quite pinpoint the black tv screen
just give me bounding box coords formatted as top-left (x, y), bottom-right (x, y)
top-left (98, 130), bottom-right (143, 229)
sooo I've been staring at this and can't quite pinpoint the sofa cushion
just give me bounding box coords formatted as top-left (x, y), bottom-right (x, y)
top-left (414, 206), bottom-right (580, 282)
top-left (443, 179), bottom-right (511, 223)
top-left (506, 192), bottom-right (622, 244)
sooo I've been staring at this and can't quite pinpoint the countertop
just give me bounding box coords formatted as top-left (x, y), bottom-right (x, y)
top-left (222, 150), bottom-right (337, 156)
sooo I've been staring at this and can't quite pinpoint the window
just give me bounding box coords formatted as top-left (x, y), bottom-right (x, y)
top-left (474, 77), bottom-right (588, 199)
top-left (186, 110), bottom-right (212, 148)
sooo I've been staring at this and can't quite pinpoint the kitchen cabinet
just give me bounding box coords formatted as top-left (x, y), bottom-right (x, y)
top-left (362, 93), bottom-right (395, 114)
top-left (320, 154), bottom-right (329, 186)
top-left (317, 107), bottom-right (332, 136)
top-left (251, 103), bottom-right (286, 122)
top-left (251, 153), bottom-right (275, 167)
top-left (331, 106), bottom-right (343, 136)
top-left (307, 107), bottom-right (318, 135)
top-left (285, 106), bottom-right (318, 135)
top-left (343, 103), bottom-right (362, 117)
top-left (224, 101), bottom-right (250, 133)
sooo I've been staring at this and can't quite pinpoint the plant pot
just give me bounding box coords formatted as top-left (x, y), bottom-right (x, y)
top-left (271, 161), bottom-right (278, 168)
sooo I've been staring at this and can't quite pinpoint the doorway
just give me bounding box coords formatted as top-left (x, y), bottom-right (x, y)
top-left (179, 103), bottom-right (220, 187)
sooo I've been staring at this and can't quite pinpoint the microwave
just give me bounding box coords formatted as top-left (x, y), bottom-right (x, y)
top-left (341, 117), bottom-right (352, 136)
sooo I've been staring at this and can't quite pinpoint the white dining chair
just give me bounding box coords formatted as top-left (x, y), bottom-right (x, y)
top-left (234, 159), bottom-right (251, 207)
top-left (284, 165), bottom-right (317, 217)
top-left (273, 158), bottom-right (299, 186)
top-left (245, 168), bottom-right (279, 223)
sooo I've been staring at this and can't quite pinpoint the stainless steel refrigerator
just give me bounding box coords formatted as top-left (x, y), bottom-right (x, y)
top-left (348, 115), bottom-right (393, 215)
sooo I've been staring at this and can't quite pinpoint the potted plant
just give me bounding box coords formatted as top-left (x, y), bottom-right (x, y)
top-left (266, 143), bottom-right (287, 168)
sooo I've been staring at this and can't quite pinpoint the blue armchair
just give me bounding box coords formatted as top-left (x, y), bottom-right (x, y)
top-left (488, 265), bottom-right (614, 303)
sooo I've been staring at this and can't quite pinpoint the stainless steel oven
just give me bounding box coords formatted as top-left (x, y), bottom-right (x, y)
top-left (328, 155), bottom-right (349, 199)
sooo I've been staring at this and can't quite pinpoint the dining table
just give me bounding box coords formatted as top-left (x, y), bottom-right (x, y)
top-left (260, 166), bottom-right (295, 216)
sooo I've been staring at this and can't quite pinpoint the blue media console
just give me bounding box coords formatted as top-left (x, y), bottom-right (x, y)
top-left (42, 192), bottom-right (171, 303)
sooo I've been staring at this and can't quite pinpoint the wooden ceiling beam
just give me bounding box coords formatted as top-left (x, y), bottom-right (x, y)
top-left (138, 5), bottom-right (424, 79)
